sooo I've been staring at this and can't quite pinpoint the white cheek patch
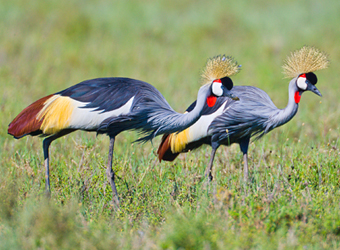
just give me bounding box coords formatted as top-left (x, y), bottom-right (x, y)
top-left (212, 81), bottom-right (223, 96)
top-left (297, 77), bottom-right (308, 90)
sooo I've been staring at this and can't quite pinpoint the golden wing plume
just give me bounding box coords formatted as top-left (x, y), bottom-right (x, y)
top-left (282, 46), bottom-right (329, 78)
top-left (201, 55), bottom-right (241, 84)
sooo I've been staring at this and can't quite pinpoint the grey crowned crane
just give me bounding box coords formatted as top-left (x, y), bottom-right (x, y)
top-left (8, 55), bottom-right (240, 205)
top-left (157, 46), bottom-right (329, 182)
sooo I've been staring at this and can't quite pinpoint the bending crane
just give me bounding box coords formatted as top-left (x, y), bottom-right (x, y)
top-left (8, 55), bottom-right (240, 205)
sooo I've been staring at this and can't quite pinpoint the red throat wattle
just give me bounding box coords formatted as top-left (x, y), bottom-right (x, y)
top-left (207, 95), bottom-right (217, 107)
top-left (294, 91), bottom-right (301, 104)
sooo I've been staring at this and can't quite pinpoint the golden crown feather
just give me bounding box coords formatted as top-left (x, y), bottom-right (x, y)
top-left (282, 46), bottom-right (329, 79)
top-left (201, 55), bottom-right (241, 84)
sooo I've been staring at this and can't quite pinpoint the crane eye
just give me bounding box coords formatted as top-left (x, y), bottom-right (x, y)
top-left (212, 80), bottom-right (223, 96)
top-left (297, 76), bottom-right (307, 90)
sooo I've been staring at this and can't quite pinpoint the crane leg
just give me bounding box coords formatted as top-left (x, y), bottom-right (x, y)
top-left (107, 136), bottom-right (119, 208)
top-left (43, 129), bottom-right (74, 197)
top-left (43, 139), bottom-right (51, 197)
top-left (239, 137), bottom-right (250, 182)
top-left (243, 153), bottom-right (248, 182)
top-left (205, 148), bottom-right (216, 181)
top-left (204, 144), bottom-right (219, 181)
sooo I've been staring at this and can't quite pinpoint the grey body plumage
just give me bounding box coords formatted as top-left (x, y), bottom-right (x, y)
top-left (210, 82), bottom-right (298, 145)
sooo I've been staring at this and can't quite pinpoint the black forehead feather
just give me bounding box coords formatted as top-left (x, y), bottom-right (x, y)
top-left (220, 76), bottom-right (233, 90)
top-left (305, 72), bottom-right (318, 85)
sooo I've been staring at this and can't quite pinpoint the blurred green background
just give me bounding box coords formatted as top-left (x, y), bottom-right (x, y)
top-left (0, 0), bottom-right (339, 249)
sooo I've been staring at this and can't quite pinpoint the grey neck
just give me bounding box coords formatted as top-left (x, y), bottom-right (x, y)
top-left (179, 83), bottom-right (210, 124)
top-left (153, 83), bottom-right (211, 136)
top-left (270, 79), bottom-right (299, 129)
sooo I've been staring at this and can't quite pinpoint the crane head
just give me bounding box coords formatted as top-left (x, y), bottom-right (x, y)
top-left (282, 46), bottom-right (328, 104)
top-left (294, 72), bottom-right (322, 103)
top-left (211, 77), bottom-right (239, 100)
top-left (205, 77), bottom-right (239, 107)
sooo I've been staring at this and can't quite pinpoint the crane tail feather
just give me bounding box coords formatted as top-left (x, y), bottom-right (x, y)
top-left (8, 94), bottom-right (54, 138)
top-left (157, 134), bottom-right (179, 162)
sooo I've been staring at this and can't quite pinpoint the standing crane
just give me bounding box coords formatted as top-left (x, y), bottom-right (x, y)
top-left (8, 55), bottom-right (240, 205)
top-left (157, 46), bottom-right (329, 182)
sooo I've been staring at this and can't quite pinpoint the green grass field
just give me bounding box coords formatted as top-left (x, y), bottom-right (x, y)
top-left (1, 0), bottom-right (340, 249)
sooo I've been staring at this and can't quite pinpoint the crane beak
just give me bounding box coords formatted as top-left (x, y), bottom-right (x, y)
top-left (307, 82), bottom-right (322, 97)
top-left (228, 92), bottom-right (240, 101)
top-left (221, 86), bottom-right (239, 100)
